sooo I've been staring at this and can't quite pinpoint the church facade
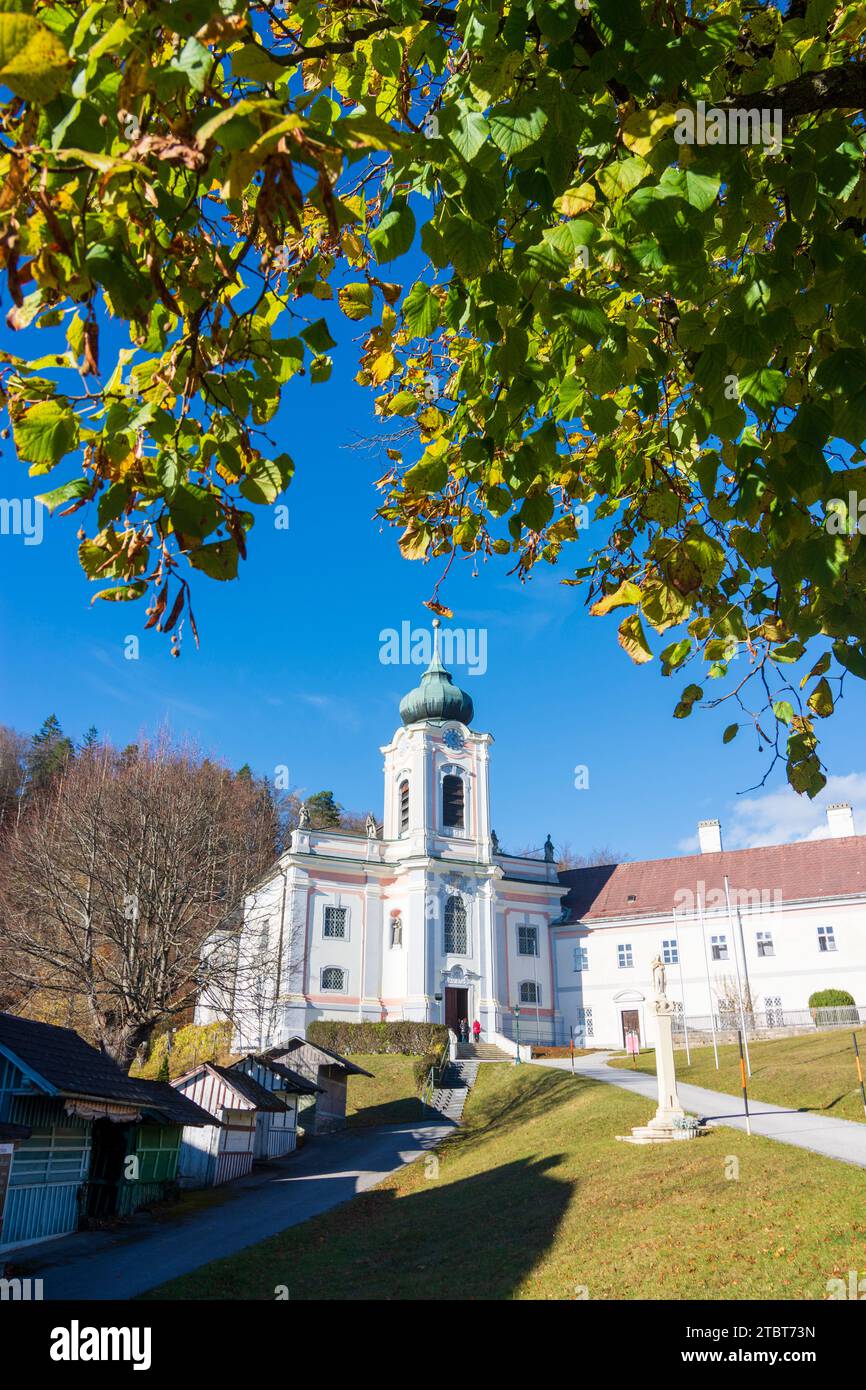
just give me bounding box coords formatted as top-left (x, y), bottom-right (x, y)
top-left (200, 627), bottom-right (866, 1052)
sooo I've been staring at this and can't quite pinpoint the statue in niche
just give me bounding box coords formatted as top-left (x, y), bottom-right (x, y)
top-left (390, 913), bottom-right (403, 948)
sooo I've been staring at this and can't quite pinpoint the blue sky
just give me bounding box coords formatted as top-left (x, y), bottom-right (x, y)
top-left (3, 301), bottom-right (866, 862)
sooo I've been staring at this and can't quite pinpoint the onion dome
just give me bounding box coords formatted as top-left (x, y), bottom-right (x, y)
top-left (399, 620), bottom-right (474, 727)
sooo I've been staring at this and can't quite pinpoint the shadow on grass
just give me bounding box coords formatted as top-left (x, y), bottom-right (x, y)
top-left (150, 1150), bottom-right (575, 1301)
top-left (347, 1098), bottom-right (433, 1128)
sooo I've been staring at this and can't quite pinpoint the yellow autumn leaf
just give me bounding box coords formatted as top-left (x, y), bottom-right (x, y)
top-left (621, 103), bottom-right (678, 157)
top-left (369, 350), bottom-right (397, 384)
top-left (590, 580), bottom-right (642, 616)
top-left (557, 183), bottom-right (596, 216)
top-left (617, 612), bottom-right (654, 664)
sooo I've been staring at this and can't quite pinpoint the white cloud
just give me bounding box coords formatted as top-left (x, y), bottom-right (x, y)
top-left (719, 773), bottom-right (866, 851)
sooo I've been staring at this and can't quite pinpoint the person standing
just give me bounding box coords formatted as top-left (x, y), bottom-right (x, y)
top-left (472, 1019), bottom-right (481, 1043)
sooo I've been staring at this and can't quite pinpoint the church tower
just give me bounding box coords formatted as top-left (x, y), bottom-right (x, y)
top-left (380, 620), bottom-right (493, 862)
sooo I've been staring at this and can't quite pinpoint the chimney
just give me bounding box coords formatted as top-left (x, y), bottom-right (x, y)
top-left (698, 819), bottom-right (723, 854)
top-left (827, 803), bottom-right (855, 838)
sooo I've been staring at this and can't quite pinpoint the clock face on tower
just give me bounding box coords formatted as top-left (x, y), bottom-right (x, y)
top-left (443, 726), bottom-right (465, 751)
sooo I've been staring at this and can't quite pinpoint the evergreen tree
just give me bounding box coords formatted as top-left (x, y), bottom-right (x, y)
top-left (81, 725), bottom-right (100, 750)
top-left (26, 715), bottom-right (73, 794)
top-left (304, 791), bottom-right (342, 829)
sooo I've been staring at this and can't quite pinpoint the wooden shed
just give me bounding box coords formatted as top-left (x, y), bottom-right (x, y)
top-left (0, 1013), bottom-right (215, 1253)
top-left (172, 1062), bottom-right (286, 1186)
top-left (229, 1054), bottom-right (320, 1159)
top-left (263, 1039), bottom-right (372, 1135)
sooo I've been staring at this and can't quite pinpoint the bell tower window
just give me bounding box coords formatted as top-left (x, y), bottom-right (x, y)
top-left (442, 774), bottom-right (464, 829)
top-left (399, 779), bottom-right (410, 834)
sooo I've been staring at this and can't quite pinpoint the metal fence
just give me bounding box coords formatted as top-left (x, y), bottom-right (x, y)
top-left (673, 1004), bottom-right (866, 1043)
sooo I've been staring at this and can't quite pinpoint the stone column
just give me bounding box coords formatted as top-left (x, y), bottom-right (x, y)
top-left (647, 999), bottom-right (685, 1130)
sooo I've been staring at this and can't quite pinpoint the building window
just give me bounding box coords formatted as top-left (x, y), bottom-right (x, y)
top-left (818, 925), bottom-right (837, 953)
top-left (321, 967), bottom-right (346, 992)
top-left (756, 930), bottom-right (774, 958)
top-left (323, 906), bottom-right (347, 939)
top-left (576, 1007), bottom-right (594, 1037)
top-left (518, 923), bottom-right (538, 957)
top-left (399, 780), bottom-right (410, 834)
top-left (662, 939), bottom-right (678, 966)
top-left (442, 773), bottom-right (464, 829)
top-left (617, 943), bottom-right (633, 969)
top-left (444, 895), bottom-right (468, 954)
top-left (573, 945), bottom-right (588, 971)
top-left (710, 934), bottom-right (728, 961)
top-left (519, 981), bottom-right (540, 1005)
top-left (765, 995), bottom-right (784, 1027)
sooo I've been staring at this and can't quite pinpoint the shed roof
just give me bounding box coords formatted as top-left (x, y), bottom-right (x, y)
top-left (268, 1038), bottom-right (373, 1078)
top-left (172, 1061), bottom-right (286, 1112)
top-left (231, 1053), bottom-right (321, 1096)
top-left (0, 1013), bottom-right (217, 1126)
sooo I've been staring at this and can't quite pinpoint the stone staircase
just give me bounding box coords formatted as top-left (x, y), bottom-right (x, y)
top-left (426, 1059), bottom-right (479, 1123)
top-left (455, 1042), bottom-right (512, 1062)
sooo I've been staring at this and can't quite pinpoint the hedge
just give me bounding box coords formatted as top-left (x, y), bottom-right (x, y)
top-left (808, 989), bottom-right (856, 1009)
top-left (307, 1020), bottom-right (448, 1057)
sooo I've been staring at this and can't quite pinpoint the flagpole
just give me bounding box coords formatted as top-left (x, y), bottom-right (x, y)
top-left (697, 889), bottom-right (719, 1069)
top-left (724, 874), bottom-right (751, 1078)
top-left (672, 905), bottom-right (691, 1066)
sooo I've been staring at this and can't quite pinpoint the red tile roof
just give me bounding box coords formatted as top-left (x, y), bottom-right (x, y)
top-left (558, 835), bottom-right (866, 922)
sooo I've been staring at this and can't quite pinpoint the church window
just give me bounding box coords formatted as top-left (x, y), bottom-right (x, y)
top-left (710, 934), bottom-right (728, 961)
top-left (573, 945), bottom-right (588, 971)
top-left (321, 967), bottom-right (346, 992)
top-left (444, 895), bottom-right (467, 954)
top-left (442, 774), bottom-right (464, 829)
top-left (818, 925), bottom-right (837, 953)
top-left (756, 930), bottom-right (774, 957)
top-left (617, 943), bottom-right (633, 968)
top-left (323, 906), bottom-right (347, 939)
top-left (518, 923), bottom-right (538, 956)
top-left (519, 981), bottom-right (540, 1005)
top-left (399, 780), bottom-right (410, 834)
top-left (662, 939), bottom-right (678, 965)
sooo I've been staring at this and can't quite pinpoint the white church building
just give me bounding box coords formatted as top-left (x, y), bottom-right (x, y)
top-left (201, 628), bottom-right (866, 1052)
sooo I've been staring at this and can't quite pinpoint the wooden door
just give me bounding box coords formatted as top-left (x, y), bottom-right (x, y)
top-left (621, 1009), bottom-right (640, 1047)
top-left (445, 987), bottom-right (467, 1033)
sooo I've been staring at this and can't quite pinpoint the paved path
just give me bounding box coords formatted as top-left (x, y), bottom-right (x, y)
top-left (13, 1120), bottom-right (453, 1300)
top-left (531, 1053), bottom-right (866, 1169)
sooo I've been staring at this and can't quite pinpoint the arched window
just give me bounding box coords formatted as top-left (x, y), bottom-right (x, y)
top-left (444, 895), bottom-right (467, 954)
top-left (321, 967), bottom-right (346, 992)
top-left (442, 773), bottom-right (464, 829)
top-left (399, 779), bottom-right (410, 834)
top-left (519, 981), bottom-right (540, 1005)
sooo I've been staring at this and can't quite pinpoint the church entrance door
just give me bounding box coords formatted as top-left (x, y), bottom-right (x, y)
top-left (621, 1009), bottom-right (640, 1047)
top-left (445, 986), bottom-right (468, 1034)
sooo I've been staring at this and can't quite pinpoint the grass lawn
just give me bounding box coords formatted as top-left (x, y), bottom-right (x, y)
top-left (144, 1063), bottom-right (866, 1300)
top-left (345, 1053), bottom-right (425, 1128)
top-left (609, 1028), bottom-right (866, 1124)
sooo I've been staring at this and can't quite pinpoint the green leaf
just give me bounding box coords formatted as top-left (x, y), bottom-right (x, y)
top-left (301, 319), bottom-right (337, 354)
top-left (35, 477), bottom-right (88, 513)
top-left (369, 199), bottom-right (416, 264)
top-left (403, 283), bottom-right (440, 337)
top-left (188, 540), bottom-right (239, 581)
top-left (170, 36), bottom-right (211, 92)
top-left (488, 100), bottom-right (548, 156)
top-left (807, 677), bottom-right (833, 718)
top-left (773, 700), bottom-right (795, 725)
top-left (14, 402), bottom-right (79, 473)
top-left (0, 12), bottom-right (70, 103)
top-left (240, 457), bottom-right (285, 505)
top-left (442, 216), bottom-right (492, 279)
top-left (723, 723), bottom-right (739, 744)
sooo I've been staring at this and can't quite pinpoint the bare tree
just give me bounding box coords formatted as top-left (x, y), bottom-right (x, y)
top-left (0, 725), bottom-right (26, 833)
top-left (556, 843), bottom-right (631, 871)
top-left (0, 735), bottom-right (280, 1068)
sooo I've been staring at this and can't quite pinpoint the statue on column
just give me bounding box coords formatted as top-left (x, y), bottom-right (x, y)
top-left (365, 812), bottom-right (378, 839)
top-left (297, 802), bottom-right (310, 830)
top-left (651, 954), bottom-right (667, 1001)
top-left (543, 833), bottom-right (554, 863)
